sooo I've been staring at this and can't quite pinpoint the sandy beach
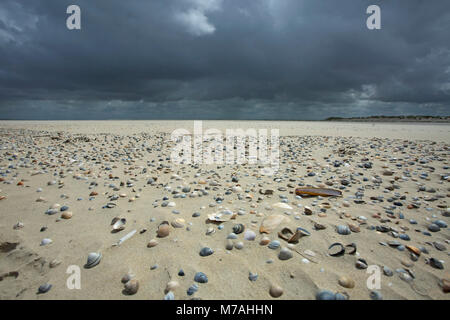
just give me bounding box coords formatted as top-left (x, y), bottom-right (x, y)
top-left (0, 120), bottom-right (449, 300)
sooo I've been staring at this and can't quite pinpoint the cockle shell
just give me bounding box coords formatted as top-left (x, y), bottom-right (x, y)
top-left (165, 281), bottom-right (179, 293)
top-left (84, 252), bottom-right (102, 268)
top-left (259, 214), bottom-right (290, 234)
top-left (171, 218), bottom-right (185, 228)
top-left (147, 239), bottom-right (158, 248)
top-left (123, 279), bottom-right (139, 295)
top-left (61, 211), bottom-right (73, 219)
top-left (259, 236), bottom-right (270, 245)
top-left (338, 276), bottom-right (355, 288)
top-left (157, 222), bottom-right (170, 238)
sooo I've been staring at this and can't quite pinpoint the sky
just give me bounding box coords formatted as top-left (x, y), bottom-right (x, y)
top-left (0, 0), bottom-right (449, 120)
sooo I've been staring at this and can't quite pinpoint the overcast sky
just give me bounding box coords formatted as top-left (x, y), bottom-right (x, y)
top-left (0, 0), bottom-right (449, 120)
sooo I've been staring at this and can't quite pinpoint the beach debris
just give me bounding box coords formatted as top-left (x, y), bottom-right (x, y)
top-left (194, 272), bottom-right (208, 283)
top-left (38, 283), bottom-right (52, 294)
top-left (232, 224), bottom-right (245, 234)
top-left (295, 188), bottom-right (342, 197)
top-left (259, 214), bottom-right (290, 234)
top-left (269, 284), bottom-right (283, 298)
top-left (157, 222), bottom-right (170, 238)
top-left (123, 279), bottom-right (139, 295)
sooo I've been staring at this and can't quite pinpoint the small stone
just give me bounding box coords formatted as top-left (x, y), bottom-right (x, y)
top-left (269, 284), bottom-right (283, 298)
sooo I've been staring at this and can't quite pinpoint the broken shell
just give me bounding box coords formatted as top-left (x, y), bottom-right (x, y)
top-left (121, 273), bottom-right (135, 284)
top-left (61, 211), bottom-right (73, 219)
top-left (13, 222), bottom-right (24, 230)
top-left (269, 284), bottom-right (284, 298)
top-left (206, 227), bottom-right (215, 235)
top-left (355, 259), bottom-right (368, 269)
top-left (84, 252), bottom-right (102, 268)
top-left (405, 245), bottom-right (421, 256)
top-left (123, 279), bottom-right (139, 295)
top-left (49, 260), bottom-right (61, 268)
top-left (338, 276), bottom-right (355, 289)
top-left (259, 214), bottom-right (290, 234)
top-left (328, 243), bottom-right (345, 257)
top-left (40, 238), bottom-right (52, 246)
top-left (112, 218), bottom-right (126, 231)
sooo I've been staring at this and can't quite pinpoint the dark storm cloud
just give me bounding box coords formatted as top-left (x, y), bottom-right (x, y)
top-left (0, 0), bottom-right (449, 119)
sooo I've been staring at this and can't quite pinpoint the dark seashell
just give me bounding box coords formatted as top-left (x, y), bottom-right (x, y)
top-left (345, 243), bottom-right (357, 255)
top-left (178, 269), bottom-right (185, 276)
top-left (328, 243), bottom-right (345, 257)
top-left (316, 290), bottom-right (336, 300)
top-left (335, 292), bottom-right (349, 300)
top-left (296, 227), bottom-right (311, 236)
top-left (194, 272), bottom-right (208, 283)
top-left (187, 284), bottom-right (199, 296)
top-left (356, 259), bottom-right (368, 269)
top-left (429, 258), bottom-right (444, 270)
top-left (383, 266), bottom-right (393, 277)
top-left (399, 234), bottom-right (410, 241)
top-left (376, 226), bottom-right (390, 233)
top-left (249, 272), bottom-right (258, 281)
top-left (232, 224), bottom-right (245, 234)
top-left (433, 242), bottom-right (446, 251)
top-left (388, 240), bottom-right (401, 247)
top-left (370, 290), bottom-right (383, 300)
top-left (199, 247), bottom-right (214, 257)
top-left (428, 224), bottom-right (440, 232)
top-left (38, 283), bottom-right (52, 294)
top-left (433, 220), bottom-right (447, 228)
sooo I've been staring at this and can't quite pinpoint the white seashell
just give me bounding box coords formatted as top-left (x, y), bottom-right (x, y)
top-left (171, 218), bottom-right (185, 228)
top-left (112, 218), bottom-right (126, 231)
top-left (40, 238), bottom-right (52, 246)
top-left (273, 203), bottom-right (293, 210)
top-left (244, 230), bottom-right (256, 241)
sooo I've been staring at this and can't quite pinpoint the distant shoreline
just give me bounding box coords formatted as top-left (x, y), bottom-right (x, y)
top-left (323, 115), bottom-right (450, 123)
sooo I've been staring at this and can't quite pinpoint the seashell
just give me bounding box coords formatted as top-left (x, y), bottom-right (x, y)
top-left (112, 218), bottom-right (126, 231)
top-left (296, 187), bottom-right (342, 197)
top-left (439, 279), bottom-right (450, 293)
top-left (345, 243), bottom-right (357, 255)
top-left (227, 233), bottom-right (237, 239)
top-left (433, 220), bottom-right (447, 228)
top-left (268, 240), bottom-right (280, 249)
top-left (304, 206), bottom-right (313, 215)
top-left (234, 241), bottom-right (244, 250)
top-left (194, 272), bottom-right (208, 283)
top-left (405, 245), bottom-right (421, 256)
top-left (428, 223), bottom-right (440, 232)
top-left (40, 238), bottom-right (52, 246)
top-left (328, 243), bottom-right (345, 257)
top-left (49, 260), bottom-right (61, 268)
top-left (61, 211), bottom-right (72, 219)
top-left (269, 284), bottom-right (284, 298)
top-left (123, 279), bottom-right (139, 295)
top-left (370, 290), bottom-right (383, 300)
top-left (348, 223), bottom-right (360, 233)
top-left (89, 191), bottom-right (98, 196)
top-left (121, 273), bottom-right (134, 284)
top-left (336, 225), bottom-right (351, 235)
top-left (225, 240), bottom-right (234, 250)
top-left (259, 214), bottom-right (290, 234)
top-left (147, 239), bottom-right (158, 248)
top-left (399, 272), bottom-right (413, 283)
top-left (199, 247), bottom-right (214, 257)
top-left (278, 247), bottom-right (293, 260)
top-left (157, 222), bottom-right (170, 238)
top-left (316, 290), bottom-right (336, 300)
top-left (338, 276), bottom-right (355, 289)
top-left (164, 292), bottom-right (175, 300)
top-left (383, 266), bottom-right (393, 277)
top-left (165, 281), bottom-right (179, 293)
top-left (38, 283), bottom-right (52, 294)
top-left (232, 224), bottom-right (245, 234)
top-left (13, 222), bottom-right (24, 230)
top-left (335, 292), bottom-right (349, 300)
top-left (171, 218), bottom-right (185, 228)
top-left (260, 236), bottom-right (270, 245)
top-left (206, 227), bottom-right (215, 235)
top-left (433, 242), bottom-right (446, 251)
top-left (84, 252), bottom-right (102, 268)
top-left (249, 272), bottom-right (258, 281)
top-left (355, 258), bottom-right (368, 269)
top-left (187, 284), bottom-right (199, 296)
top-left (314, 222), bottom-right (326, 230)
top-left (273, 202), bottom-right (293, 210)
top-left (244, 230), bottom-right (256, 241)
top-left (428, 258), bottom-right (444, 270)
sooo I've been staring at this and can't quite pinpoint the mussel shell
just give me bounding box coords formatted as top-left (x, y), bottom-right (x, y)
top-left (355, 258), bottom-right (368, 269)
top-left (296, 227), bottom-right (311, 236)
top-left (328, 243), bottom-right (345, 257)
top-left (85, 252), bottom-right (102, 268)
top-left (345, 243), bottom-right (357, 255)
top-left (429, 258), bottom-right (444, 270)
top-left (187, 284), bottom-right (199, 296)
top-left (232, 224), bottom-right (245, 234)
top-left (112, 218), bottom-right (126, 231)
top-left (38, 283), bottom-right (52, 294)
